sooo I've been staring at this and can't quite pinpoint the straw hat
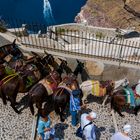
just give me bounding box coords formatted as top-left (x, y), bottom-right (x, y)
top-left (89, 112), bottom-right (97, 119)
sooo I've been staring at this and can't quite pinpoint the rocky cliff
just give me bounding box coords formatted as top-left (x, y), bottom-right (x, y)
top-left (75, 0), bottom-right (140, 31)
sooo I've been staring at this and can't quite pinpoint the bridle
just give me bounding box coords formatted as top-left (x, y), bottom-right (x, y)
top-left (49, 71), bottom-right (59, 85)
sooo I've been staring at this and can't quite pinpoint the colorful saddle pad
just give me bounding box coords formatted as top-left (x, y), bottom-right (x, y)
top-left (39, 79), bottom-right (57, 95)
top-left (91, 80), bottom-right (106, 97)
top-left (123, 87), bottom-right (135, 107)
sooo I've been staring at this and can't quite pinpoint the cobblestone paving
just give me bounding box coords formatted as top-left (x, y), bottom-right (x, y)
top-left (0, 58), bottom-right (140, 140)
top-left (0, 93), bottom-right (33, 140)
top-left (47, 96), bottom-right (140, 140)
top-left (0, 92), bottom-right (140, 140)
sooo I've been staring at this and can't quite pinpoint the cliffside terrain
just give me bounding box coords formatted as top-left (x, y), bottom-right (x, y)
top-left (75, 0), bottom-right (140, 31)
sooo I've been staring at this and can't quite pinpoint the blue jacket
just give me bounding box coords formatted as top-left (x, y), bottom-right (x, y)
top-left (70, 89), bottom-right (81, 111)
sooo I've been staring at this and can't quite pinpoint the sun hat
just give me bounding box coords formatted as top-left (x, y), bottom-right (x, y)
top-left (123, 124), bottom-right (131, 133)
top-left (138, 80), bottom-right (140, 84)
top-left (89, 112), bottom-right (97, 119)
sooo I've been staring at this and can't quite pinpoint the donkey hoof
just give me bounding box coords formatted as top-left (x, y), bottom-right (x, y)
top-left (16, 110), bottom-right (21, 114)
top-left (3, 103), bottom-right (7, 105)
top-left (61, 119), bottom-right (65, 122)
top-left (134, 112), bottom-right (138, 116)
top-left (84, 100), bottom-right (88, 104)
top-left (15, 102), bottom-right (19, 105)
top-left (61, 118), bottom-right (65, 122)
top-left (81, 104), bottom-right (87, 109)
top-left (121, 114), bottom-right (125, 118)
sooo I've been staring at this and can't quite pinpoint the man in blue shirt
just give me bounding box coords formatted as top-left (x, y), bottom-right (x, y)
top-left (70, 89), bottom-right (82, 126)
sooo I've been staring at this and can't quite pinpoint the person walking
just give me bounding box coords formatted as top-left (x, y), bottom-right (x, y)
top-left (37, 110), bottom-right (55, 140)
top-left (70, 88), bottom-right (83, 126)
top-left (80, 111), bottom-right (97, 140)
top-left (111, 124), bottom-right (132, 140)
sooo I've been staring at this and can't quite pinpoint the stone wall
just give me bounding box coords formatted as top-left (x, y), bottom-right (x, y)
top-left (52, 23), bottom-right (132, 38)
top-left (64, 57), bottom-right (140, 85)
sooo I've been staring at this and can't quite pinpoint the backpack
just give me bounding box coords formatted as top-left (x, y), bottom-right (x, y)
top-left (91, 125), bottom-right (97, 140)
top-left (75, 122), bottom-right (92, 138)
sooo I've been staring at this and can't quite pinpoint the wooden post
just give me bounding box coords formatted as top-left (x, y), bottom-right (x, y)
top-left (102, 95), bottom-right (109, 106)
top-left (111, 110), bottom-right (118, 132)
top-left (30, 114), bottom-right (39, 140)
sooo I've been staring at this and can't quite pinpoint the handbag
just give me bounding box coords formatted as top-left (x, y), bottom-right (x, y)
top-left (75, 122), bottom-right (92, 138)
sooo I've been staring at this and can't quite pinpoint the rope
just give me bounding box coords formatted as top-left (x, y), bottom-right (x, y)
top-left (58, 88), bottom-right (64, 97)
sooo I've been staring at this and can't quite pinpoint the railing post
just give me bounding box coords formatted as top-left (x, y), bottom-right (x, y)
top-left (118, 39), bottom-right (124, 68)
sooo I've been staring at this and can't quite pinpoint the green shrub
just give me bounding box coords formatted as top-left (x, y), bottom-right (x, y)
top-left (95, 32), bottom-right (105, 39)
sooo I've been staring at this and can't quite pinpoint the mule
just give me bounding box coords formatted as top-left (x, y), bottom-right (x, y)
top-left (28, 70), bottom-right (61, 115)
top-left (80, 78), bottom-right (129, 104)
top-left (72, 60), bottom-right (84, 77)
top-left (111, 82), bottom-right (140, 117)
top-left (0, 62), bottom-right (44, 113)
top-left (52, 76), bottom-right (83, 122)
top-left (52, 60), bottom-right (84, 122)
top-left (0, 73), bottom-right (29, 113)
top-left (56, 58), bottom-right (72, 76)
top-left (0, 39), bottom-right (23, 61)
top-left (31, 51), bottom-right (55, 77)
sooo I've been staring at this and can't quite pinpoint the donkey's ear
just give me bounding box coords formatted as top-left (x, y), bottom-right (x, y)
top-left (44, 50), bottom-right (48, 55)
top-left (31, 51), bottom-right (40, 57)
top-left (13, 39), bottom-right (16, 45)
top-left (76, 59), bottom-right (80, 63)
top-left (58, 58), bottom-right (63, 61)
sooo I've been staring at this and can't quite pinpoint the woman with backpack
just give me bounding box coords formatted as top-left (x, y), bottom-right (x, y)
top-left (80, 111), bottom-right (97, 140)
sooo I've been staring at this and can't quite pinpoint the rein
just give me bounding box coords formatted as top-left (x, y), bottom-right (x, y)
top-left (49, 72), bottom-right (58, 85)
top-left (55, 88), bottom-right (65, 97)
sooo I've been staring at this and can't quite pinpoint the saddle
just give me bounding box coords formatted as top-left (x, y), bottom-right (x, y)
top-left (91, 80), bottom-right (106, 97)
top-left (39, 79), bottom-right (57, 95)
top-left (123, 87), bottom-right (135, 107)
top-left (0, 74), bottom-right (18, 87)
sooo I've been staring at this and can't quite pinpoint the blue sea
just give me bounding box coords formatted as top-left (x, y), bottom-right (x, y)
top-left (0, 0), bottom-right (86, 27)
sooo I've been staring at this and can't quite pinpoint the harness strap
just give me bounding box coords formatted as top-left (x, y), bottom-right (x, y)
top-left (2, 73), bottom-right (17, 81)
top-left (3, 74), bottom-right (18, 85)
top-left (83, 122), bottom-right (92, 131)
top-left (0, 74), bottom-right (18, 86)
top-left (58, 85), bottom-right (72, 93)
top-left (49, 73), bottom-right (57, 85)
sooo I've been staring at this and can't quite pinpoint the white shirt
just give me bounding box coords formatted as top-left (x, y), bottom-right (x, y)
top-left (81, 113), bottom-right (96, 140)
top-left (111, 132), bottom-right (132, 140)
